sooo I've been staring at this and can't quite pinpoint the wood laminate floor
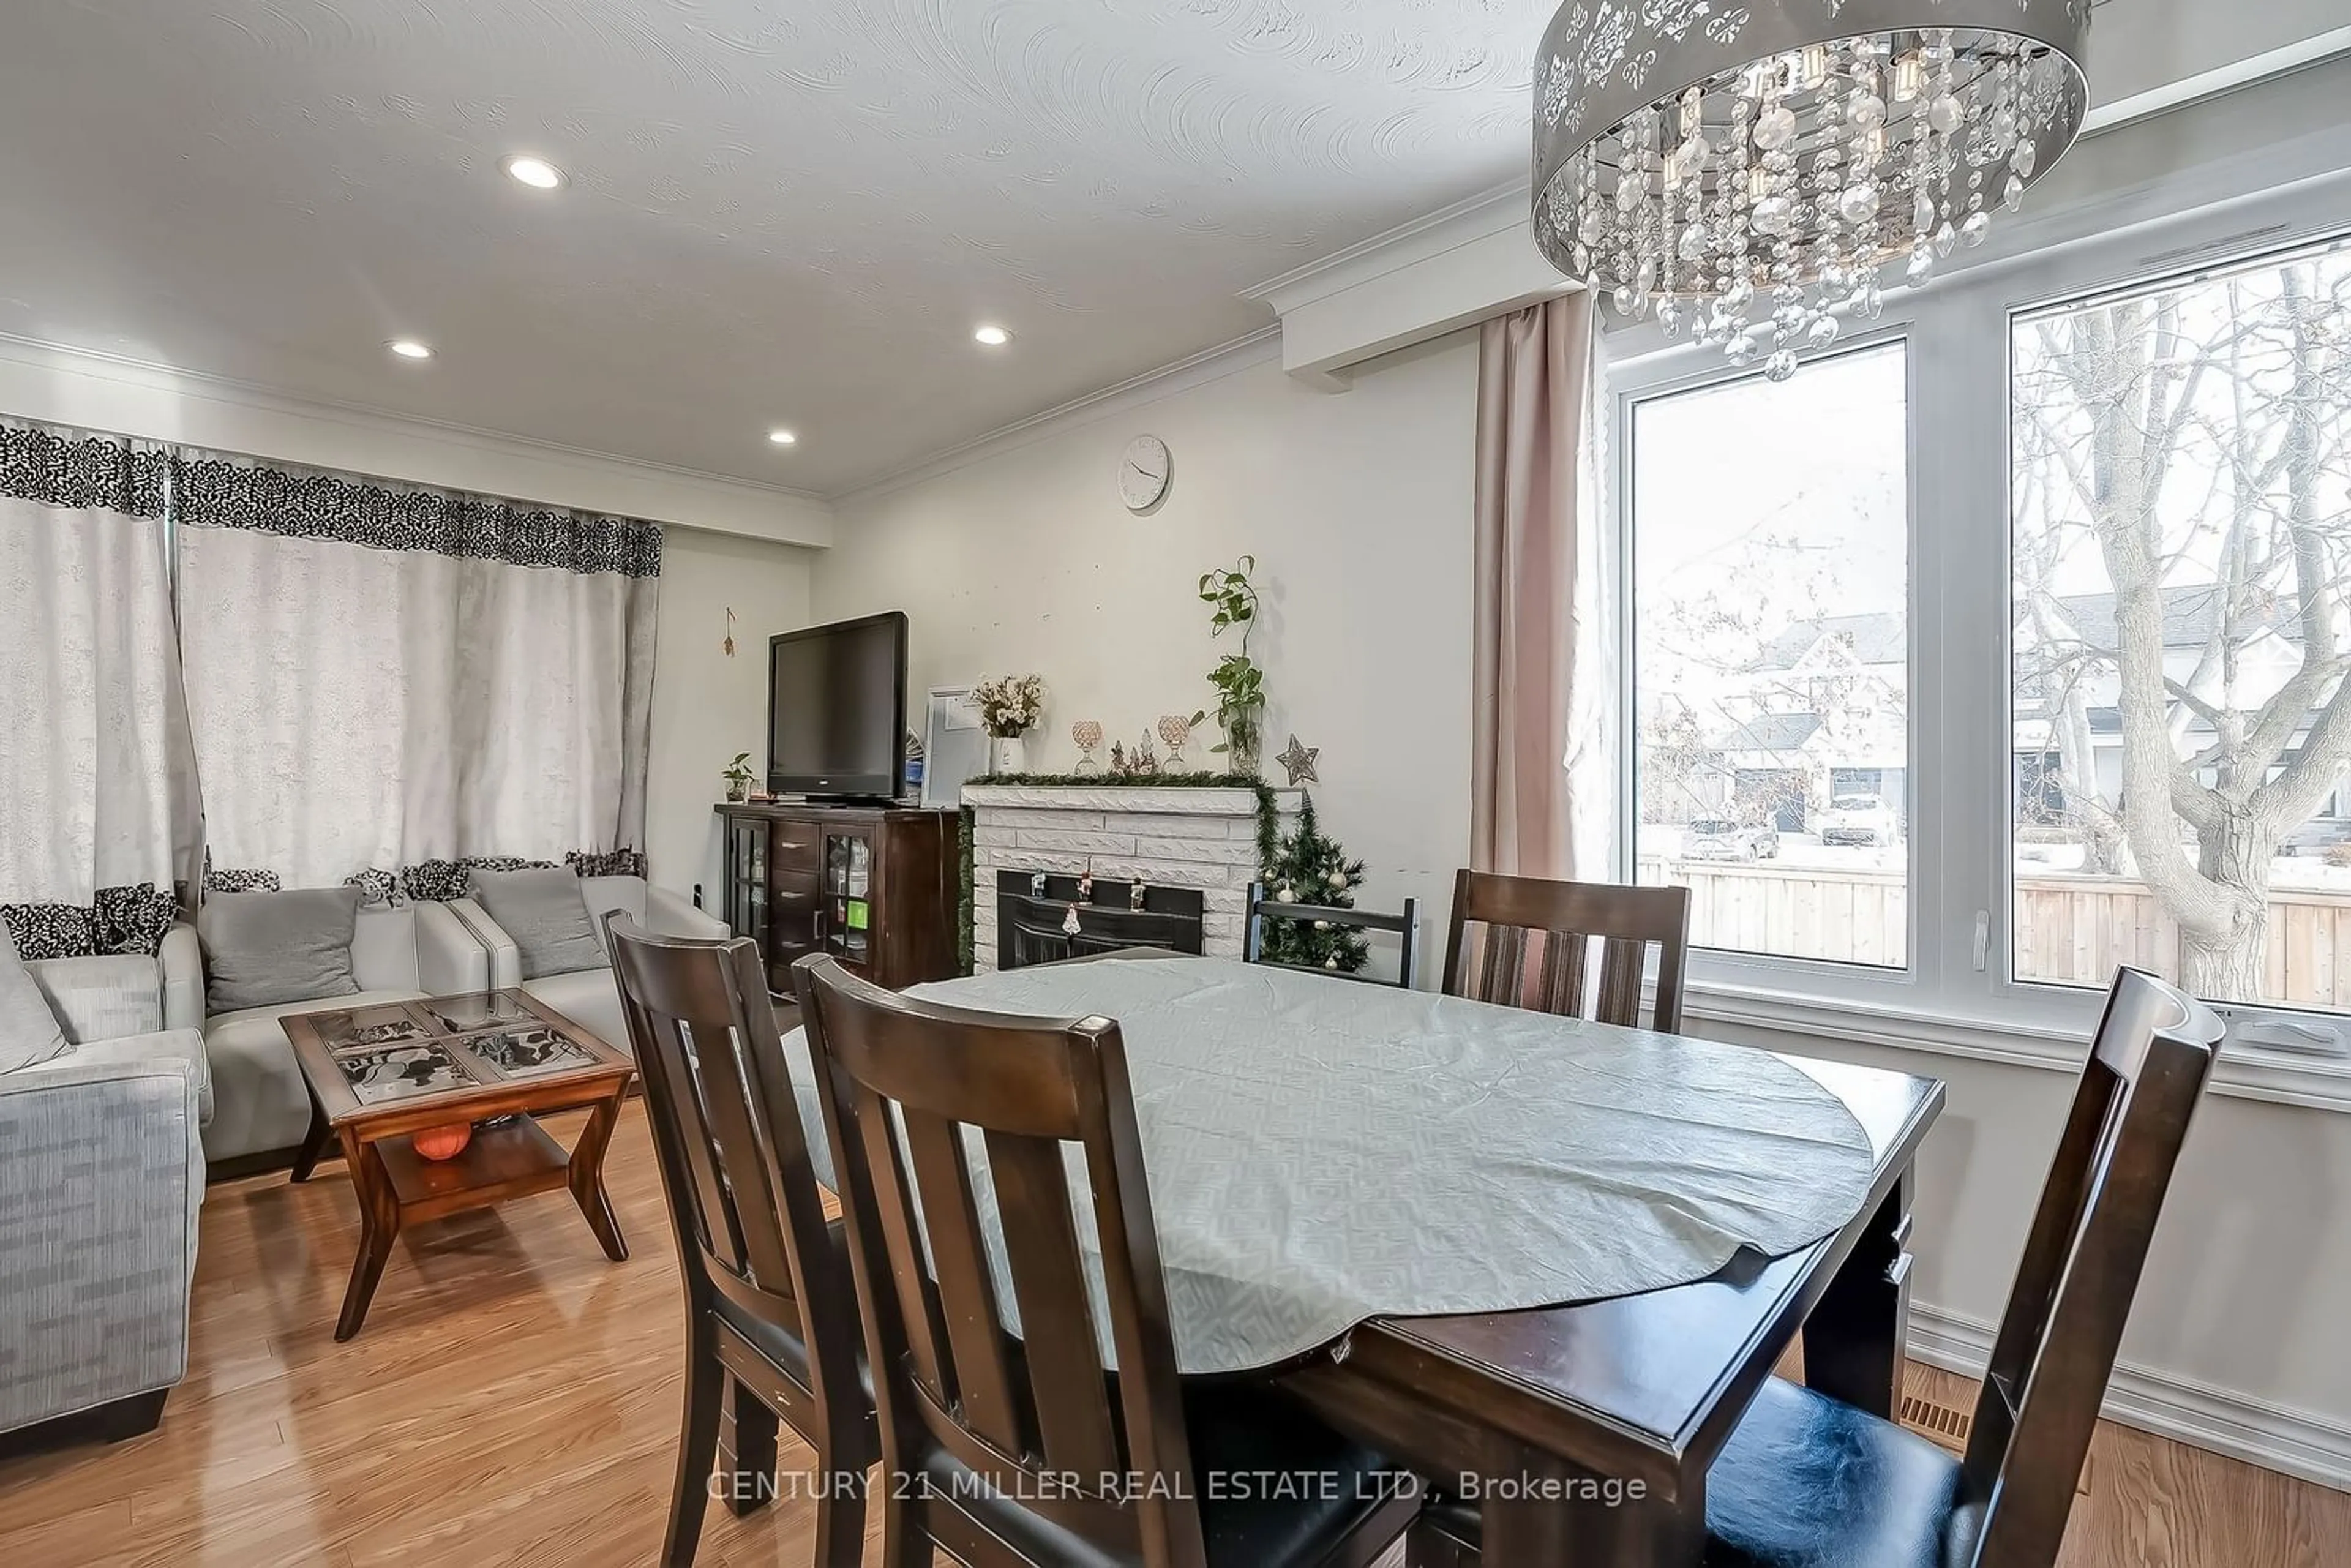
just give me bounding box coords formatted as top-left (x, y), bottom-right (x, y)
top-left (0, 1103), bottom-right (2342, 1566)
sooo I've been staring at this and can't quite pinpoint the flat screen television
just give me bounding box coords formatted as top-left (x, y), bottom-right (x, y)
top-left (767, 611), bottom-right (908, 800)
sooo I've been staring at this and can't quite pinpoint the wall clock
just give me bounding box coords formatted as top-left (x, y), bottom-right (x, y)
top-left (1119, 435), bottom-right (1171, 511)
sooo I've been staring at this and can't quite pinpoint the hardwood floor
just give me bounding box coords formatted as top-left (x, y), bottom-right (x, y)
top-left (0, 1101), bottom-right (2341, 1566)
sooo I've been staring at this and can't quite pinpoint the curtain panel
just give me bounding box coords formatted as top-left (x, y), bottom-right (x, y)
top-left (173, 451), bottom-right (660, 898)
top-left (0, 421), bottom-right (195, 956)
top-left (1470, 294), bottom-right (1614, 880)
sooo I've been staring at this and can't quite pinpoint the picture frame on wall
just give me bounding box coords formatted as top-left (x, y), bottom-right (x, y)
top-left (921, 686), bottom-right (989, 809)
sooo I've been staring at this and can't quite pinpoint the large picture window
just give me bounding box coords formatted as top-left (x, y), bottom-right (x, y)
top-left (2010, 237), bottom-right (2351, 1021)
top-left (1631, 342), bottom-right (1911, 969)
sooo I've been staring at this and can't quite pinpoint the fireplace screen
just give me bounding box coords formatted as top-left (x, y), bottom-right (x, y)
top-left (996, 872), bottom-right (1204, 971)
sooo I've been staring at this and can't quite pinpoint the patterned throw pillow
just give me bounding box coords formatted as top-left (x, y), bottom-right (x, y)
top-left (566, 849), bottom-right (647, 880)
top-left (0, 902), bottom-right (97, 961)
top-left (343, 868), bottom-right (399, 907)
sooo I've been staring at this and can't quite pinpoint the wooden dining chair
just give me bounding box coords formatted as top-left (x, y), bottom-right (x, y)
top-left (792, 952), bottom-right (1423, 1568)
top-left (1440, 869), bottom-right (1691, 1030)
top-left (1415, 966), bottom-right (2225, 1568)
top-left (1244, 880), bottom-right (1423, 988)
top-left (607, 916), bottom-right (879, 1568)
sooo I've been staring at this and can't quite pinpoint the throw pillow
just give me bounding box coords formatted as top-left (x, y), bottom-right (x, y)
top-left (469, 868), bottom-right (606, 979)
top-left (0, 923), bottom-right (70, 1073)
top-left (199, 887), bottom-right (364, 1014)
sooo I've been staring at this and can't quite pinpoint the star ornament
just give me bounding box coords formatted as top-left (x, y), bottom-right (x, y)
top-left (1275, 733), bottom-right (1320, 785)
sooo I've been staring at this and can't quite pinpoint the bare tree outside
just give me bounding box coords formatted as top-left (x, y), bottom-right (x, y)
top-left (2012, 242), bottom-right (2351, 1003)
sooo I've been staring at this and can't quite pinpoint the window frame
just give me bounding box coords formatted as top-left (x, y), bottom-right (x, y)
top-left (1618, 328), bottom-right (1929, 1000)
top-left (1605, 161), bottom-right (2351, 1104)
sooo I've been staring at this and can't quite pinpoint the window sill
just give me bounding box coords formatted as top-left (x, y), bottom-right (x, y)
top-left (1680, 979), bottom-right (2351, 1116)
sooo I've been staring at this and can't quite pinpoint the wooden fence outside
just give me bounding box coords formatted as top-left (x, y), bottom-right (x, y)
top-left (1637, 857), bottom-right (2351, 1010)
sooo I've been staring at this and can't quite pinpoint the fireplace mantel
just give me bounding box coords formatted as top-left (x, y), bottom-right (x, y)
top-left (962, 782), bottom-right (1298, 972)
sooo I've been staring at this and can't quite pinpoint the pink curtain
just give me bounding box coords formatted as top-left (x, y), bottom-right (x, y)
top-left (1471, 293), bottom-right (1612, 880)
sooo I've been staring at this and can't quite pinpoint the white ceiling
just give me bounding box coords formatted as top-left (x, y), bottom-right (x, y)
top-left (0, 0), bottom-right (1556, 497)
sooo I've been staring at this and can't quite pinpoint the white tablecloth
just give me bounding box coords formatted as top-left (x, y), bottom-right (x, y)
top-left (780, 955), bottom-right (1874, 1375)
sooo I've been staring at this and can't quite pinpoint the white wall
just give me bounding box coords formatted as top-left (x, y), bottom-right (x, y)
top-left (819, 335), bottom-right (1480, 971)
top-left (647, 531), bottom-right (814, 907)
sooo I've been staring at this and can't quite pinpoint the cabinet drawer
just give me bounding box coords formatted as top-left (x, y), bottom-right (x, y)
top-left (769, 829), bottom-right (821, 875)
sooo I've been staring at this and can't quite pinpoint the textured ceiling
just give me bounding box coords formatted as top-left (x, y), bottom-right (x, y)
top-left (0, 1), bottom-right (1554, 496)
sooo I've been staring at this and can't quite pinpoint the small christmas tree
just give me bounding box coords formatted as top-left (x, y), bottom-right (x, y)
top-left (1259, 793), bottom-right (1370, 972)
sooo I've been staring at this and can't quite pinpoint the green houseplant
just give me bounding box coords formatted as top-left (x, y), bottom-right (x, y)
top-left (1196, 555), bottom-right (1265, 775)
top-left (722, 751), bottom-right (755, 803)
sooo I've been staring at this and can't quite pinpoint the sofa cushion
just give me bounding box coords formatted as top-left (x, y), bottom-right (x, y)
top-left (0, 925), bottom-right (69, 1073)
top-left (520, 967), bottom-right (628, 1059)
top-left (470, 869), bottom-right (604, 980)
top-left (200, 988), bottom-right (423, 1161)
top-left (350, 906), bottom-right (424, 993)
top-left (199, 887), bottom-right (363, 1014)
top-left (29, 953), bottom-right (164, 1045)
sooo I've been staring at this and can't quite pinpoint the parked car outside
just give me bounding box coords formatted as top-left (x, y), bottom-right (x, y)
top-left (1683, 816), bottom-right (1781, 861)
top-left (1820, 793), bottom-right (1900, 847)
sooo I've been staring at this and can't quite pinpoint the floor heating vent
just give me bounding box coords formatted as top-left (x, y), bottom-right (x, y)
top-left (1898, 1389), bottom-right (2093, 1495)
top-left (1899, 1390), bottom-right (1973, 1452)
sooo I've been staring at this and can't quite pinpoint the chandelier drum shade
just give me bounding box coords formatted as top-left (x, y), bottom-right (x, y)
top-left (1533, 0), bottom-right (2090, 376)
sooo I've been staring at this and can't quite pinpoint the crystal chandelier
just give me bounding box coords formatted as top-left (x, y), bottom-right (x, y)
top-left (1533, 0), bottom-right (2090, 377)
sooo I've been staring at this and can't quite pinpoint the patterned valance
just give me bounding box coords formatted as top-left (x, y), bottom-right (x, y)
top-left (171, 454), bottom-right (662, 578)
top-left (0, 422), bottom-right (169, 517)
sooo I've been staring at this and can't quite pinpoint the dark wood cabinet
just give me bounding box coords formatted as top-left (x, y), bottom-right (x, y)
top-left (714, 803), bottom-right (959, 996)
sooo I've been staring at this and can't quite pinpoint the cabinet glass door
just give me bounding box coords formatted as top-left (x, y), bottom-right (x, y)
top-left (726, 818), bottom-right (767, 943)
top-left (822, 831), bottom-right (874, 965)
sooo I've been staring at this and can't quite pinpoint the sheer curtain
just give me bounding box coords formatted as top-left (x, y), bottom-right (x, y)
top-left (1469, 293), bottom-right (1613, 880)
top-left (173, 451), bottom-right (660, 896)
top-left (0, 421), bottom-right (194, 955)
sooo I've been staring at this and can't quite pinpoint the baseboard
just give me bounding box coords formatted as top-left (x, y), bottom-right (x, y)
top-left (1907, 1301), bottom-right (2351, 1493)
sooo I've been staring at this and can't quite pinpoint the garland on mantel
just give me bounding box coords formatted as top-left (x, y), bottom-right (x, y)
top-left (956, 773), bottom-right (1281, 974)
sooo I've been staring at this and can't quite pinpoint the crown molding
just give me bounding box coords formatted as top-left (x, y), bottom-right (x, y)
top-left (0, 331), bottom-right (833, 547)
top-left (1240, 178), bottom-right (1529, 315)
top-left (833, 326), bottom-right (1283, 507)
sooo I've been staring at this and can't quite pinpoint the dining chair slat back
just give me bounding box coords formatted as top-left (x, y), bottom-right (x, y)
top-left (1959, 966), bottom-right (2224, 1566)
top-left (1441, 871), bottom-right (1692, 1031)
top-left (1243, 882), bottom-right (1423, 988)
top-left (793, 952), bottom-right (1203, 1566)
top-left (607, 915), bottom-right (874, 1568)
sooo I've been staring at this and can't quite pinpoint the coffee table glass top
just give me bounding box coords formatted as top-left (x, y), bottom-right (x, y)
top-left (337, 1041), bottom-right (476, 1105)
top-left (283, 989), bottom-right (629, 1121)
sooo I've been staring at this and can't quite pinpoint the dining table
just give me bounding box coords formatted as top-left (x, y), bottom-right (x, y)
top-left (782, 951), bottom-right (1944, 1567)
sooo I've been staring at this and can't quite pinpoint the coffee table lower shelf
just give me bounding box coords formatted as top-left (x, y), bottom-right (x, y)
top-left (375, 1117), bottom-right (572, 1224)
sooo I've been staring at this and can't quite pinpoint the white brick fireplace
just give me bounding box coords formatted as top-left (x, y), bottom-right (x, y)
top-left (964, 784), bottom-right (1296, 973)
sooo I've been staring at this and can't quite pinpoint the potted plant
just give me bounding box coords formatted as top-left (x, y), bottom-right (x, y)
top-left (722, 751), bottom-right (754, 803)
top-left (1198, 555), bottom-right (1265, 774)
top-left (972, 674), bottom-right (1046, 774)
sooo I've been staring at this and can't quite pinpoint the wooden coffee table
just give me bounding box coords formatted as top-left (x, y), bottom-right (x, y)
top-left (281, 989), bottom-right (636, 1340)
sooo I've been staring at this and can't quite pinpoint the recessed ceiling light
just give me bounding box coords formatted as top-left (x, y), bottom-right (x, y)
top-left (501, 154), bottom-right (565, 190)
top-left (973, 324), bottom-right (1012, 347)
top-left (388, 339), bottom-right (433, 359)
top-left (767, 429), bottom-right (798, 446)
